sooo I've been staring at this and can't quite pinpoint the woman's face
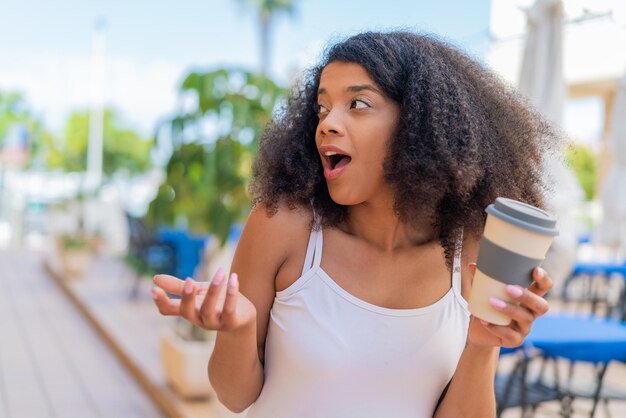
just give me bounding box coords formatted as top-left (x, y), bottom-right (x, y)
top-left (315, 61), bottom-right (400, 206)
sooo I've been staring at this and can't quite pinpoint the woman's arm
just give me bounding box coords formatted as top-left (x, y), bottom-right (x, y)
top-left (433, 344), bottom-right (499, 417)
top-left (155, 262), bottom-right (264, 413)
top-left (153, 203), bottom-right (305, 412)
top-left (208, 203), bottom-right (309, 412)
top-left (434, 241), bottom-right (552, 418)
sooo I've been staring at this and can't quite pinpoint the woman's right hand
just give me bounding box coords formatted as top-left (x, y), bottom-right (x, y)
top-left (152, 267), bottom-right (257, 334)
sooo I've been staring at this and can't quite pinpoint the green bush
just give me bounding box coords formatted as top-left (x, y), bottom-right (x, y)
top-left (564, 143), bottom-right (597, 201)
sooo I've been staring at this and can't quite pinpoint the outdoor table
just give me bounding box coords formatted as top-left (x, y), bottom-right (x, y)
top-left (526, 313), bottom-right (626, 363)
top-left (498, 313), bottom-right (626, 418)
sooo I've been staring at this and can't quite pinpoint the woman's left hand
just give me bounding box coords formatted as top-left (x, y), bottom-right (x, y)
top-left (467, 265), bottom-right (552, 348)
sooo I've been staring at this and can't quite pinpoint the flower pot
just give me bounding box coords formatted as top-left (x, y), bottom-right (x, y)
top-left (59, 248), bottom-right (91, 278)
top-left (88, 235), bottom-right (106, 255)
top-left (160, 333), bottom-right (216, 399)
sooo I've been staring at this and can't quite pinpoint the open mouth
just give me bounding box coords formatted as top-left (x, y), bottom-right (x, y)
top-left (328, 153), bottom-right (352, 170)
top-left (320, 147), bottom-right (352, 179)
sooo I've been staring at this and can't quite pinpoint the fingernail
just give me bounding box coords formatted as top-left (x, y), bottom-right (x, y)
top-left (184, 279), bottom-right (193, 295)
top-left (151, 288), bottom-right (159, 301)
top-left (506, 285), bottom-right (523, 298)
top-left (536, 268), bottom-right (545, 279)
top-left (489, 297), bottom-right (507, 310)
top-left (480, 320), bottom-right (490, 326)
top-left (227, 274), bottom-right (238, 293)
top-left (212, 272), bottom-right (224, 286)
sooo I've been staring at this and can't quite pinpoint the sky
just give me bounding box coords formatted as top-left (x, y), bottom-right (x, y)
top-left (0, 0), bottom-right (492, 137)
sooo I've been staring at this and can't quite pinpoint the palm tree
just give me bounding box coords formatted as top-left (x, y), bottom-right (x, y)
top-left (239, 0), bottom-right (297, 75)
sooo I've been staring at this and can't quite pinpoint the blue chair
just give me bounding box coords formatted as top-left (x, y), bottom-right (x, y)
top-left (561, 261), bottom-right (626, 321)
top-left (157, 223), bottom-right (244, 280)
top-left (496, 345), bottom-right (561, 417)
top-left (157, 228), bottom-right (209, 279)
top-left (125, 213), bottom-right (177, 298)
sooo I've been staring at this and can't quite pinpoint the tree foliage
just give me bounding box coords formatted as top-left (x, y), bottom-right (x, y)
top-left (62, 109), bottom-right (153, 175)
top-left (0, 91), bottom-right (59, 168)
top-left (146, 68), bottom-right (284, 245)
top-left (1, 92), bottom-right (151, 174)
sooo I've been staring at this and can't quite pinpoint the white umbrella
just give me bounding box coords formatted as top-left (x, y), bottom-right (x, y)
top-left (596, 74), bottom-right (626, 252)
top-left (518, 0), bottom-right (584, 292)
top-left (518, 0), bottom-right (565, 126)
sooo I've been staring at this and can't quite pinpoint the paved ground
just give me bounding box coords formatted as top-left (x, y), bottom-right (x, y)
top-left (43, 249), bottom-right (241, 418)
top-left (0, 249), bottom-right (164, 418)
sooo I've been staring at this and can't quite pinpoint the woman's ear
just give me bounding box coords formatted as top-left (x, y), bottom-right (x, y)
top-left (467, 262), bottom-right (477, 286)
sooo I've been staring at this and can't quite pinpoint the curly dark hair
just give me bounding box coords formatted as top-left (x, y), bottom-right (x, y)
top-left (249, 31), bottom-right (559, 267)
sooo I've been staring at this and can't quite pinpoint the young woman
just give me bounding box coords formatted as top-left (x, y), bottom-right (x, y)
top-left (152, 31), bottom-right (556, 417)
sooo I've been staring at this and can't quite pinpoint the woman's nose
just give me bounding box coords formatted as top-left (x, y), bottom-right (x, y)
top-left (318, 109), bottom-right (344, 136)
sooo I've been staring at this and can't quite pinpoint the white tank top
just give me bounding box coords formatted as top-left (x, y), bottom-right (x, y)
top-left (246, 221), bottom-right (470, 418)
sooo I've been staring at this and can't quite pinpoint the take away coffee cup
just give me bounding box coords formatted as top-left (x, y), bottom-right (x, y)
top-left (468, 197), bottom-right (558, 326)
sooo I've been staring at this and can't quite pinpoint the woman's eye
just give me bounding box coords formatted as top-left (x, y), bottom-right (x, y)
top-left (315, 103), bottom-right (329, 115)
top-left (350, 99), bottom-right (370, 109)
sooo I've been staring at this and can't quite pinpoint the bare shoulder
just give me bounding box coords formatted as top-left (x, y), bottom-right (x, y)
top-left (246, 204), bottom-right (313, 257)
top-left (249, 201), bottom-right (313, 236)
top-left (238, 201), bottom-right (314, 273)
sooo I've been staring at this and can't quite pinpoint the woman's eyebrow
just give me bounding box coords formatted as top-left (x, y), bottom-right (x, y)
top-left (317, 84), bottom-right (381, 96)
top-left (346, 84), bottom-right (381, 94)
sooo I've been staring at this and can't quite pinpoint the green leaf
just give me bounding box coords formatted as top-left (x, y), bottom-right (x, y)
top-left (147, 68), bottom-right (285, 247)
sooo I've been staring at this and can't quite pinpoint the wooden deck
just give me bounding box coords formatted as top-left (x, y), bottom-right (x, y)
top-left (0, 249), bottom-right (164, 418)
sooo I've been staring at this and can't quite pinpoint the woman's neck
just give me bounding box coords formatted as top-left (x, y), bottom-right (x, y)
top-left (343, 195), bottom-right (436, 253)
